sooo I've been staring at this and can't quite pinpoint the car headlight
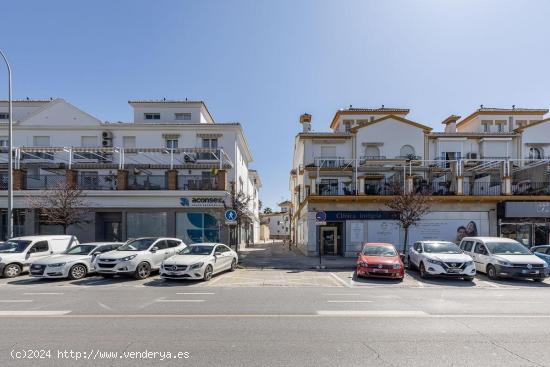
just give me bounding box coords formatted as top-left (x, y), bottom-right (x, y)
top-left (190, 262), bottom-right (204, 269)
top-left (542, 262), bottom-right (549, 268)
top-left (427, 259), bottom-right (443, 266)
top-left (392, 263), bottom-right (402, 269)
top-left (358, 261), bottom-right (368, 267)
top-left (496, 260), bottom-right (513, 267)
top-left (465, 261), bottom-right (474, 267)
top-left (49, 262), bottom-right (66, 267)
top-left (120, 255), bottom-right (137, 262)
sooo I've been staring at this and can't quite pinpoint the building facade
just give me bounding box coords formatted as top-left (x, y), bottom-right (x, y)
top-left (290, 106), bottom-right (550, 257)
top-left (0, 99), bottom-right (261, 247)
top-left (259, 201), bottom-right (292, 240)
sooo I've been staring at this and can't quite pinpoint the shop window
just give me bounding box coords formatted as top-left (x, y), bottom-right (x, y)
top-left (127, 212), bottom-right (167, 238)
top-left (176, 212), bottom-right (220, 244)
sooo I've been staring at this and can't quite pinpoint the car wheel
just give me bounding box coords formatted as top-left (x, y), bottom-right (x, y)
top-left (486, 264), bottom-right (498, 280)
top-left (134, 262), bottom-right (151, 280)
top-left (533, 278), bottom-right (544, 282)
top-left (68, 264), bottom-right (87, 280)
top-left (419, 262), bottom-right (428, 279)
top-left (463, 276), bottom-right (474, 281)
top-left (3, 263), bottom-right (22, 278)
top-left (203, 265), bottom-right (213, 281)
top-left (406, 257), bottom-right (414, 270)
top-left (230, 258), bottom-right (237, 272)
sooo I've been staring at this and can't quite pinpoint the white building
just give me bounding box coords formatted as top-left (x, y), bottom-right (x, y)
top-left (260, 201), bottom-right (292, 240)
top-left (290, 106), bottom-right (550, 257)
top-left (0, 99), bottom-right (261, 247)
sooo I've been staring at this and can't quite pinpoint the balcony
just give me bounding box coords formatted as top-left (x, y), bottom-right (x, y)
top-left (127, 175), bottom-right (168, 190)
top-left (77, 175), bottom-right (117, 190)
top-left (316, 182), bottom-right (355, 196)
top-left (312, 157), bottom-right (353, 169)
top-left (177, 175), bottom-right (218, 190)
top-left (25, 175), bottom-right (66, 190)
top-left (512, 182), bottom-right (550, 196)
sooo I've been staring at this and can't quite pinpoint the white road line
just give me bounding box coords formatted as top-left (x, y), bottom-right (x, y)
top-left (480, 280), bottom-right (501, 288)
top-left (322, 293), bottom-right (361, 296)
top-left (0, 300), bottom-right (33, 303)
top-left (0, 311), bottom-right (71, 316)
top-left (23, 292), bottom-right (64, 295)
top-left (176, 292), bottom-right (215, 295)
top-left (156, 299), bottom-right (205, 303)
top-left (326, 300), bottom-right (373, 303)
top-left (318, 310), bottom-right (428, 316)
top-left (329, 272), bottom-right (352, 288)
top-left (97, 302), bottom-right (116, 312)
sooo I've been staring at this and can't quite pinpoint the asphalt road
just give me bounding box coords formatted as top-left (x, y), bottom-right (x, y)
top-left (1, 270), bottom-right (550, 367)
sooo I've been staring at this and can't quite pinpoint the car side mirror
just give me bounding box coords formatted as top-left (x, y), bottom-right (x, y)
top-left (25, 252), bottom-right (31, 259)
top-left (92, 251), bottom-right (101, 256)
top-left (150, 246), bottom-right (159, 253)
top-left (418, 249), bottom-right (423, 253)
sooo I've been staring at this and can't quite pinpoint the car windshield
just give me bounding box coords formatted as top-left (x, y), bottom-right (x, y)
top-left (487, 242), bottom-right (531, 255)
top-left (117, 238), bottom-right (156, 251)
top-left (362, 246), bottom-right (397, 257)
top-left (178, 246), bottom-right (214, 255)
top-left (64, 245), bottom-right (97, 255)
top-left (0, 240), bottom-right (31, 253)
top-left (423, 242), bottom-right (462, 254)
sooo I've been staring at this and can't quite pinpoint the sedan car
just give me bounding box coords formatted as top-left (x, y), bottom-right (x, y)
top-left (531, 245), bottom-right (550, 267)
top-left (160, 243), bottom-right (238, 281)
top-left (29, 242), bottom-right (123, 280)
top-left (356, 243), bottom-right (404, 280)
top-left (408, 241), bottom-right (476, 280)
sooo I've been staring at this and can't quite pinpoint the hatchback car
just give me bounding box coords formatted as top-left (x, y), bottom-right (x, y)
top-left (161, 243), bottom-right (238, 281)
top-left (408, 241), bottom-right (476, 280)
top-left (460, 237), bottom-right (549, 281)
top-left (356, 243), bottom-right (404, 280)
top-left (29, 242), bottom-right (124, 280)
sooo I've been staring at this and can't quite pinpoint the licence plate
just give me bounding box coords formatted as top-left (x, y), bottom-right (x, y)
top-left (522, 270), bottom-right (539, 274)
top-left (447, 269), bottom-right (461, 273)
top-left (373, 269), bottom-right (388, 273)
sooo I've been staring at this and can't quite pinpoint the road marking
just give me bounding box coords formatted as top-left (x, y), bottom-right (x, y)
top-left (329, 272), bottom-right (351, 288)
top-left (97, 302), bottom-right (116, 311)
top-left (0, 300), bottom-right (33, 303)
top-left (156, 299), bottom-right (205, 303)
top-left (318, 310), bottom-right (427, 316)
top-left (176, 292), bottom-right (215, 295)
top-left (0, 311), bottom-right (71, 316)
top-left (326, 300), bottom-right (373, 303)
top-left (23, 292), bottom-right (64, 295)
top-left (322, 293), bottom-right (361, 296)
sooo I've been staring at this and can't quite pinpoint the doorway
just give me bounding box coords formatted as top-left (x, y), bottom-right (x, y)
top-left (320, 227), bottom-right (337, 255)
top-left (104, 221), bottom-right (122, 241)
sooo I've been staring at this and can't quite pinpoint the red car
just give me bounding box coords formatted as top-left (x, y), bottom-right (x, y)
top-left (356, 242), bottom-right (404, 280)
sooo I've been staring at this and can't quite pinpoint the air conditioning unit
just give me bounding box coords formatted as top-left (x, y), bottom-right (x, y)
top-left (466, 153), bottom-right (478, 159)
top-left (102, 131), bottom-right (113, 147)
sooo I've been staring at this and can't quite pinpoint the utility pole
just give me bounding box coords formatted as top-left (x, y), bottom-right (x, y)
top-left (0, 49), bottom-right (13, 239)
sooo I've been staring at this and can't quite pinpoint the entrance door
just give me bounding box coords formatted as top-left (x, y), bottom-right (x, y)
top-left (104, 221), bottom-right (121, 242)
top-left (320, 227), bottom-right (337, 255)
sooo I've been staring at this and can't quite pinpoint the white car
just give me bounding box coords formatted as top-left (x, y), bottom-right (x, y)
top-left (407, 241), bottom-right (476, 281)
top-left (95, 237), bottom-right (186, 279)
top-left (161, 243), bottom-right (238, 281)
top-left (0, 235), bottom-right (79, 278)
top-left (460, 237), bottom-right (549, 281)
top-left (29, 242), bottom-right (124, 280)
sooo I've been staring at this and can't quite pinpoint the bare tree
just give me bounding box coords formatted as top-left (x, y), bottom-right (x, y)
top-left (384, 183), bottom-right (430, 255)
top-left (225, 182), bottom-right (252, 249)
top-left (27, 182), bottom-right (90, 235)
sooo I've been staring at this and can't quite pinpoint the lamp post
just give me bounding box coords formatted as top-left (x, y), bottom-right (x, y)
top-left (0, 49), bottom-right (13, 239)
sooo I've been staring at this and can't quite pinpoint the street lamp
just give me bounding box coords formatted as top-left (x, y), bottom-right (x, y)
top-left (0, 49), bottom-right (13, 239)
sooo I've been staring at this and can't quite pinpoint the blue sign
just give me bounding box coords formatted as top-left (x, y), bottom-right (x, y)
top-left (225, 209), bottom-right (238, 221)
top-left (315, 211), bottom-right (327, 222)
top-left (180, 198), bottom-right (190, 207)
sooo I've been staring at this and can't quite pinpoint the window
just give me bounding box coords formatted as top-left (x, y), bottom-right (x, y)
top-left (144, 113), bottom-right (160, 120)
top-left (202, 138), bottom-right (218, 149)
top-left (95, 245), bottom-right (115, 253)
top-left (122, 136), bottom-right (136, 148)
top-left (166, 240), bottom-right (181, 248)
top-left (399, 145), bottom-right (415, 158)
top-left (365, 145), bottom-right (381, 159)
top-left (0, 137), bottom-right (7, 147)
top-left (0, 112), bottom-right (9, 120)
top-left (320, 145), bottom-right (336, 158)
top-left (516, 120), bottom-right (527, 128)
top-left (127, 212), bottom-right (168, 238)
top-left (534, 247), bottom-right (548, 255)
top-left (33, 136), bottom-right (51, 147)
top-left (30, 241), bottom-right (49, 253)
top-left (165, 138), bottom-right (178, 149)
top-left (529, 147), bottom-right (542, 160)
top-left (154, 240), bottom-right (168, 250)
top-left (81, 136), bottom-right (98, 147)
top-left (175, 113), bottom-right (192, 121)
top-left (176, 212), bottom-right (220, 244)
top-left (462, 241), bottom-right (474, 252)
top-left (474, 243), bottom-right (487, 255)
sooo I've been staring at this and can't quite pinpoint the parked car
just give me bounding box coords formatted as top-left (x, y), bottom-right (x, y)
top-left (356, 242), bottom-right (404, 280)
top-left (531, 245), bottom-right (550, 267)
top-left (0, 235), bottom-right (79, 278)
top-left (161, 243), bottom-right (238, 281)
top-left (407, 240), bottom-right (475, 281)
top-left (95, 237), bottom-right (186, 279)
top-left (29, 242), bottom-right (124, 280)
top-left (460, 237), bottom-right (549, 281)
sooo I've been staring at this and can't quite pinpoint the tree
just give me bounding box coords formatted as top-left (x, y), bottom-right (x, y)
top-left (258, 199), bottom-right (263, 211)
top-left (384, 183), bottom-right (430, 255)
top-left (263, 207), bottom-right (272, 214)
top-left (226, 182), bottom-right (252, 249)
top-left (27, 182), bottom-right (90, 235)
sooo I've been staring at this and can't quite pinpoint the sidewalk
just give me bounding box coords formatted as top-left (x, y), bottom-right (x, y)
top-left (239, 240), bottom-right (356, 270)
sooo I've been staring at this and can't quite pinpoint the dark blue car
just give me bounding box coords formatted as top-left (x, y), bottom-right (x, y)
top-left (531, 245), bottom-right (550, 267)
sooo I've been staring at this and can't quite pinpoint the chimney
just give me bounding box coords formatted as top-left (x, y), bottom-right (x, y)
top-left (300, 113), bottom-right (312, 132)
top-left (442, 115), bottom-right (461, 133)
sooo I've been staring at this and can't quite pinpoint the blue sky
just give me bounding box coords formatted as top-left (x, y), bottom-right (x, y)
top-left (2, 0), bottom-right (550, 210)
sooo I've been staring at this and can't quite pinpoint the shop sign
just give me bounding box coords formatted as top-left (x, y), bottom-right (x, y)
top-left (505, 202), bottom-right (550, 218)
top-left (180, 197), bottom-right (225, 208)
top-left (324, 211), bottom-right (399, 221)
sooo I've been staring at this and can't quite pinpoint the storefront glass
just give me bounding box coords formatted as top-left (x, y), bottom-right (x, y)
top-left (127, 212), bottom-right (167, 238)
top-left (500, 222), bottom-right (550, 247)
top-left (176, 212), bottom-right (220, 244)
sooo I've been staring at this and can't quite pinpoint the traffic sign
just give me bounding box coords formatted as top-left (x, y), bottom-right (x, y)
top-left (225, 209), bottom-right (238, 221)
top-left (315, 211), bottom-right (327, 222)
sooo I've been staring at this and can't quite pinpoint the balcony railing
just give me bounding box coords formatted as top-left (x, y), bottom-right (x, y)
top-left (0, 173), bottom-right (7, 190)
top-left (464, 182), bottom-right (502, 196)
top-left (365, 180), bottom-right (396, 196)
top-left (77, 175), bottom-right (117, 190)
top-left (313, 157), bottom-right (353, 168)
top-left (26, 175), bottom-right (66, 190)
top-left (127, 175), bottom-right (167, 190)
top-left (316, 182), bottom-right (355, 196)
top-left (512, 182), bottom-right (550, 196)
top-left (177, 175), bottom-right (218, 190)
top-left (360, 155), bottom-right (387, 161)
